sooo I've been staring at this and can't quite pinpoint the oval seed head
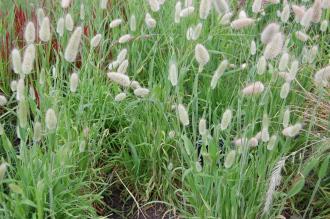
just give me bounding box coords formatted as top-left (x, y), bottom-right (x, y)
top-left (145, 13), bottom-right (157, 29)
top-left (70, 73), bottom-right (79, 93)
top-left (213, 0), bottom-right (230, 15)
top-left (0, 163), bottom-right (8, 180)
top-left (37, 8), bottom-right (45, 24)
top-left (199, 0), bottom-right (212, 19)
top-left (295, 31), bottom-right (309, 42)
top-left (134, 88), bottom-right (150, 98)
top-left (175, 1), bottom-right (182, 23)
top-left (278, 52), bottom-right (289, 71)
top-left (280, 4), bottom-right (290, 23)
top-left (118, 34), bottom-right (133, 44)
top-left (199, 118), bottom-right (207, 135)
top-left (107, 72), bottom-right (131, 87)
top-left (283, 107), bottom-right (290, 128)
top-left (230, 18), bottom-right (255, 30)
top-left (220, 13), bottom-right (232, 25)
top-left (45, 108), bottom-right (57, 131)
top-left (308, 45), bottom-right (318, 63)
top-left (211, 59), bottom-right (228, 89)
top-left (261, 23), bottom-right (280, 44)
top-left (130, 15), bottom-right (136, 31)
top-left (80, 4), bottom-right (85, 20)
top-left (320, 20), bottom-right (328, 32)
top-left (314, 65), bottom-right (330, 87)
top-left (262, 128), bottom-right (270, 142)
top-left (148, 0), bottom-right (160, 12)
top-left (17, 100), bottom-right (28, 128)
top-left (264, 32), bottom-right (284, 60)
top-left (280, 82), bottom-right (290, 99)
top-left (250, 40), bottom-right (257, 55)
top-left (300, 7), bottom-right (313, 28)
top-left (186, 27), bottom-right (194, 40)
top-left (108, 61), bottom-right (120, 71)
top-left (17, 79), bottom-right (25, 101)
top-left (11, 48), bottom-right (22, 74)
top-left (22, 44), bottom-right (36, 75)
top-left (130, 81), bottom-right (141, 89)
top-left (65, 14), bottom-right (74, 31)
top-left (100, 0), bottom-right (108, 9)
top-left (91, 34), bottom-right (102, 48)
top-left (224, 150), bottom-right (236, 168)
top-left (114, 92), bottom-right (127, 102)
top-left (64, 27), bottom-right (82, 62)
top-left (24, 22), bottom-right (35, 44)
top-left (252, 0), bottom-right (262, 13)
top-left (220, 109), bottom-right (232, 130)
top-left (61, 0), bottom-right (71, 8)
top-left (39, 17), bottom-right (51, 42)
top-left (110, 19), bottom-right (123, 28)
top-left (242, 81), bottom-right (265, 95)
top-left (0, 95), bottom-right (7, 106)
top-left (177, 104), bottom-right (189, 126)
top-left (117, 60), bottom-right (129, 74)
top-left (248, 137), bottom-right (259, 147)
top-left (292, 5), bottom-right (305, 22)
top-left (195, 44), bottom-right (210, 72)
top-left (289, 60), bottom-right (299, 81)
top-left (312, 0), bottom-right (322, 23)
top-left (180, 6), bottom-right (195, 17)
top-left (117, 48), bottom-right (128, 63)
top-left (282, 123), bottom-right (302, 137)
top-left (267, 134), bottom-right (277, 151)
top-left (33, 121), bottom-right (42, 142)
top-left (192, 23), bottom-right (203, 40)
top-left (257, 56), bottom-right (267, 75)
top-left (168, 60), bottom-right (178, 86)
top-left (323, 0), bottom-right (330, 8)
top-left (10, 80), bottom-right (18, 92)
top-left (56, 17), bottom-right (65, 36)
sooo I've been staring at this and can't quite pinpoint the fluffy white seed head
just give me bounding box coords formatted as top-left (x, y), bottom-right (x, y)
top-left (289, 60), bottom-right (299, 80)
top-left (64, 27), bottom-right (82, 62)
top-left (250, 40), bottom-right (257, 55)
top-left (295, 31), bottom-right (309, 42)
top-left (252, 0), bottom-right (263, 13)
top-left (61, 0), bottom-right (71, 8)
top-left (280, 82), bottom-right (290, 99)
top-left (119, 34), bottom-right (133, 44)
top-left (292, 5), bottom-right (305, 22)
top-left (65, 14), bottom-right (74, 31)
top-left (300, 7), bottom-right (313, 28)
top-left (45, 108), bottom-right (57, 131)
top-left (17, 79), bottom-right (25, 101)
top-left (320, 20), bottom-right (328, 32)
top-left (180, 6), bottom-right (195, 17)
top-left (148, 0), bottom-right (160, 12)
top-left (134, 88), bottom-right (150, 97)
top-left (91, 34), bottom-right (102, 48)
top-left (175, 1), bottom-right (182, 23)
top-left (110, 19), bottom-right (123, 28)
top-left (39, 17), bottom-right (51, 42)
top-left (168, 60), bottom-right (178, 86)
top-left (322, 0), bottom-right (330, 8)
top-left (107, 72), bottom-right (131, 87)
top-left (211, 60), bottom-right (228, 89)
top-left (280, 4), bottom-right (290, 23)
top-left (195, 44), bottom-right (210, 72)
top-left (314, 65), bottom-right (330, 87)
top-left (213, 0), bottom-right (230, 15)
top-left (242, 81), bottom-right (265, 95)
top-left (130, 15), bottom-right (136, 31)
top-left (199, 118), bottom-right (207, 135)
top-left (177, 104), bottom-right (189, 126)
top-left (267, 135), bottom-right (277, 151)
top-left (230, 18), bottom-right (254, 30)
top-left (224, 150), bottom-right (236, 168)
top-left (220, 109), bottom-right (232, 130)
top-left (24, 22), bottom-right (35, 44)
top-left (145, 13), bottom-right (157, 28)
top-left (199, 0), bottom-right (212, 19)
top-left (117, 59), bottom-right (129, 74)
top-left (257, 56), bottom-right (267, 75)
top-left (114, 92), bottom-right (127, 102)
top-left (312, 0), bottom-right (322, 23)
top-left (117, 48), bottom-right (128, 64)
top-left (33, 121), bottom-right (42, 142)
top-left (11, 48), bottom-right (22, 74)
top-left (10, 80), bottom-right (17, 92)
top-left (283, 107), bottom-right (290, 128)
top-left (100, 0), bottom-right (108, 9)
top-left (80, 4), bottom-right (85, 20)
top-left (37, 8), bottom-right (45, 24)
top-left (108, 61), bottom-right (120, 71)
top-left (220, 13), bottom-right (232, 25)
top-left (130, 81), bottom-right (141, 89)
top-left (282, 123), bottom-right (302, 137)
top-left (261, 23), bottom-right (280, 44)
top-left (22, 44), bottom-right (36, 75)
top-left (279, 52), bottom-right (289, 71)
top-left (192, 23), bottom-right (203, 40)
top-left (17, 100), bottom-right (28, 128)
top-left (0, 95), bottom-right (7, 106)
top-left (56, 17), bottom-right (65, 36)
top-left (70, 73), bottom-right (79, 93)
top-left (264, 32), bottom-right (284, 60)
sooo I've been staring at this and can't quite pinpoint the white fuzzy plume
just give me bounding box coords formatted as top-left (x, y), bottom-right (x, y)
top-left (64, 27), bottom-right (83, 63)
